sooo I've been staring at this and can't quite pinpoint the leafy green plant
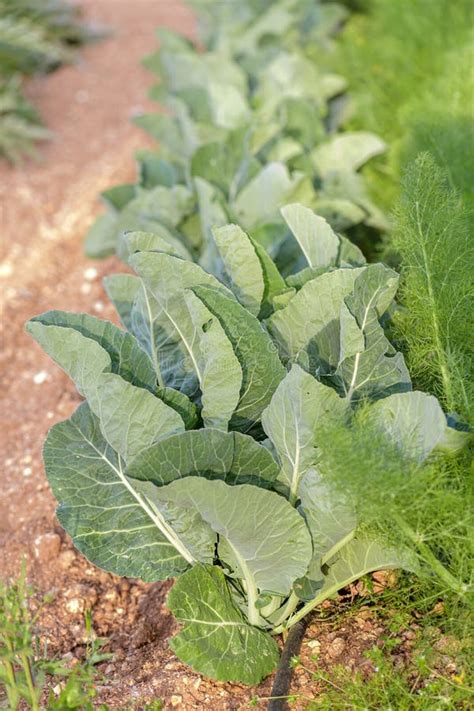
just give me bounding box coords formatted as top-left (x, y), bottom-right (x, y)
top-left (391, 154), bottom-right (473, 426)
top-left (305, 644), bottom-right (473, 710)
top-left (85, 0), bottom-right (387, 262)
top-left (27, 203), bottom-right (470, 684)
top-left (0, 0), bottom-right (97, 162)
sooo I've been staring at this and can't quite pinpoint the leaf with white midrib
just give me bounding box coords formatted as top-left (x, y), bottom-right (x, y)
top-left (168, 565), bottom-right (279, 684)
top-left (44, 403), bottom-right (191, 581)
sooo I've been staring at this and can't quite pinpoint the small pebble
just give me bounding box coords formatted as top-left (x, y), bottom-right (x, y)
top-left (33, 370), bottom-right (48, 384)
top-left (84, 267), bottom-right (98, 281)
top-left (327, 637), bottom-right (346, 658)
top-left (66, 598), bottom-right (84, 614)
top-left (170, 696), bottom-right (183, 707)
top-left (23, 467), bottom-right (32, 477)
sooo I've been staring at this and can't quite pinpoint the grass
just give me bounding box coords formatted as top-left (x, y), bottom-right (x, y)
top-left (0, 562), bottom-right (163, 710)
top-left (332, 0), bottom-right (474, 207)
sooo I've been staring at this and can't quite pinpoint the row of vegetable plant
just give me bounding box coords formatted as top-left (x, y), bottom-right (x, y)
top-left (26, 0), bottom-right (472, 689)
top-left (0, 0), bottom-right (96, 162)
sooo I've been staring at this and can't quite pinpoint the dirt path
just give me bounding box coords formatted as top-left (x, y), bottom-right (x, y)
top-left (0, 3), bottom-right (390, 708)
top-left (0, 0), bottom-right (194, 545)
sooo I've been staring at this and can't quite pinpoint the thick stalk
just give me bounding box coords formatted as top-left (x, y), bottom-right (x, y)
top-left (228, 543), bottom-right (262, 626)
top-left (270, 592), bottom-right (300, 630)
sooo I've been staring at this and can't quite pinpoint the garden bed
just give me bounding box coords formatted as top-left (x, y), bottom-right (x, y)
top-left (1, 2), bottom-right (470, 709)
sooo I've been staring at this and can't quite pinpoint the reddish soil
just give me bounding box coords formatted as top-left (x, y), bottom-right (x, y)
top-left (0, 2), bottom-right (456, 710)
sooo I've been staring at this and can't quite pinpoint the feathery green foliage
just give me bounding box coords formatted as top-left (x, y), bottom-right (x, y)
top-left (317, 407), bottom-right (473, 607)
top-left (333, 0), bottom-right (474, 205)
top-left (391, 154), bottom-right (474, 425)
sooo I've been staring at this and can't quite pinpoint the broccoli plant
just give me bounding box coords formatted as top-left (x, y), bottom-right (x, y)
top-left (27, 204), bottom-right (463, 684)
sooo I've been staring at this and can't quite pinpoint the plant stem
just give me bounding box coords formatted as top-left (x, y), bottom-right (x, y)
top-left (414, 200), bottom-right (454, 411)
top-left (271, 592), bottom-right (300, 629)
top-left (21, 653), bottom-right (39, 711)
top-left (393, 514), bottom-right (466, 596)
top-left (2, 659), bottom-right (19, 710)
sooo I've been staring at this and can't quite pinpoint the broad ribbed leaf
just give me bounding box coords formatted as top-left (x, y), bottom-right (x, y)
top-left (191, 285), bottom-right (286, 430)
top-left (262, 365), bottom-right (348, 498)
top-left (334, 266), bottom-right (411, 401)
top-left (27, 322), bottom-right (109, 397)
top-left (27, 311), bottom-right (156, 391)
top-left (168, 565), bottom-right (279, 684)
top-left (185, 290), bottom-right (242, 429)
top-left (321, 536), bottom-right (417, 598)
top-left (233, 163), bottom-right (304, 229)
top-left (281, 203), bottom-right (339, 269)
top-left (267, 267), bottom-right (366, 364)
top-left (213, 224), bottom-right (264, 316)
top-left (369, 391), bottom-right (447, 462)
top-left (27, 319), bottom-right (184, 462)
top-left (296, 467), bottom-right (356, 599)
top-left (124, 229), bottom-right (192, 261)
top-left (44, 403), bottom-right (189, 581)
top-left (313, 132), bottom-right (386, 177)
top-left (155, 477), bottom-right (313, 595)
top-left (126, 428), bottom-right (279, 489)
top-left (93, 373), bottom-right (184, 462)
top-left (130, 251), bottom-right (232, 398)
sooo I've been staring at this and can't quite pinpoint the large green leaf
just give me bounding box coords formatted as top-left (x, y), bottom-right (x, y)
top-left (27, 321), bottom-right (109, 398)
top-left (44, 403), bottom-right (190, 581)
top-left (281, 203), bottom-right (340, 269)
top-left (154, 477), bottom-right (313, 596)
top-left (295, 467), bottom-right (356, 599)
top-left (322, 536), bottom-right (417, 597)
top-left (312, 132), bottom-right (386, 177)
top-left (92, 373), bottom-right (184, 462)
top-left (130, 251), bottom-right (233, 398)
top-left (27, 311), bottom-right (156, 391)
top-left (168, 565), bottom-right (279, 684)
top-left (232, 162), bottom-right (304, 229)
top-left (333, 266), bottom-right (411, 401)
top-left (261, 365), bottom-right (348, 499)
top-left (126, 428), bottom-right (279, 489)
top-left (27, 318), bottom-right (184, 462)
top-left (212, 224), bottom-right (264, 316)
top-left (369, 391), bottom-right (447, 462)
top-left (185, 290), bottom-right (242, 429)
top-left (191, 285), bottom-right (286, 430)
top-left (267, 267), bottom-right (365, 363)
